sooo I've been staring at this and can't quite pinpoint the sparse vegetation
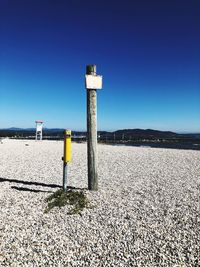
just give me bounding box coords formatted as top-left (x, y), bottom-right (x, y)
top-left (44, 189), bottom-right (91, 215)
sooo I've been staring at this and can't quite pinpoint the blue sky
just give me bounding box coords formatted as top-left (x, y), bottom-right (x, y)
top-left (0, 0), bottom-right (199, 132)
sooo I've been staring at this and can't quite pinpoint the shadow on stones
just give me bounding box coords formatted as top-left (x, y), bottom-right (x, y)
top-left (11, 186), bottom-right (52, 193)
top-left (0, 177), bottom-right (61, 188)
top-left (0, 177), bottom-right (87, 191)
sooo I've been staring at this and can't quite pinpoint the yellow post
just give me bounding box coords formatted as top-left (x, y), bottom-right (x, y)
top-left (63, 130), bottom-right (71, 192)
top-left (63, 130), bottom-right (71, 163)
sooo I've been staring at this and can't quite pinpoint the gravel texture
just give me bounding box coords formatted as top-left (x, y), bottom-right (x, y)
top-left (0, 139), bottom-right (199, 267)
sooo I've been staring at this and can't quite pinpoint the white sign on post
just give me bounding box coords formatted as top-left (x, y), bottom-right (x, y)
top-left (85, 74), bottom-right (102, 89)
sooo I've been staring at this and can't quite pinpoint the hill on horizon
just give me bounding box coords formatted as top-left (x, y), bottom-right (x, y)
top-left (0, 127), bottom-right (200, 139)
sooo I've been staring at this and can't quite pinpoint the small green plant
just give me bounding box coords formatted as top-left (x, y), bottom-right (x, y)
top-left (44, 189), bottom-right (91, 215)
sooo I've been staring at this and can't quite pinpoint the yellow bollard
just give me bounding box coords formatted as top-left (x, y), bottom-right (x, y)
top-left (63, 130), bottom-right (71, 192)
top-left (63, 130), bottom-right (71, 163)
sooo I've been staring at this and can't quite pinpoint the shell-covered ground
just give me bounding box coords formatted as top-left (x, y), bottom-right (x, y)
top-left (0, 139), bottom-right (199, 267)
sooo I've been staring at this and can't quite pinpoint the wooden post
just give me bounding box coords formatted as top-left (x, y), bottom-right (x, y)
top-left (86, 65), bottom-right (98, 190)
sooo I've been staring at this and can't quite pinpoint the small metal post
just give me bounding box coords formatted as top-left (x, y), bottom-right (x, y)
top-left (62, 130), bottom-right (71, 192)
top-left (63, 163), bottom-right (68, 192)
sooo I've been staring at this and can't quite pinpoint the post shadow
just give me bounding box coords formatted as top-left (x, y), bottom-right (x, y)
top-left (11, 186), bottom-right (52, 193)
top-left (0, 177), bottom-right (87, 191)
top-left (0, 177), bottom-right (62, 188)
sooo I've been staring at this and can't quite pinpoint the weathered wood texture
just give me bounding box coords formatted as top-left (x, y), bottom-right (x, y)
top-left (86, 65), bottom-right (98, 190)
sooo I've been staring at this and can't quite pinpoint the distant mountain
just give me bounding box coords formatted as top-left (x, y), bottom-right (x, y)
top-left (112, 129), bottom-right (177, 138)
top-left (6, 127), bottom-right (24, 131)
top-left (1, 127), bottom-right (64, 132)
top-left (0, 127), bottom-right (199, 139)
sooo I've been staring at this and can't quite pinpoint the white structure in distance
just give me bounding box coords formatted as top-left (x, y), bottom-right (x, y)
top-left (35, 121), bottom-right (43, 140)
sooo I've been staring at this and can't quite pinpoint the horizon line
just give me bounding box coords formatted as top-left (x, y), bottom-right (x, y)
top-left (0, 127), bottom-right (200, 135)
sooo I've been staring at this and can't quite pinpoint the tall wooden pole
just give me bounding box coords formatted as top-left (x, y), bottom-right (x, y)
top-left (86, 65), bottom-right (98, 190)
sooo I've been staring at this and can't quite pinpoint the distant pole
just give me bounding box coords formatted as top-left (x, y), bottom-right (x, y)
top-left (85, 65), bottom-right (103, 190)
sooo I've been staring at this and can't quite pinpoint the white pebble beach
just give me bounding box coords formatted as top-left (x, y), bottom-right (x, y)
top-left (0, 139), bottom-right (199, 267)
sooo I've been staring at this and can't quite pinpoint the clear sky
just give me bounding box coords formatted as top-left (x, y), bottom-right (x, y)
top-left (0, 0), bottom-right (199, 132)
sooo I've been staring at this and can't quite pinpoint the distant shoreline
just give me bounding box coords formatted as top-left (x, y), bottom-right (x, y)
top-left (2, 137), bottom-right (200, 151)
top-left (111, 142), bottom-right (200, 151)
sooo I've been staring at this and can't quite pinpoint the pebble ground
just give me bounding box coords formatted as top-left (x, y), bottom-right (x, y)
top-left (0, 139), bottom-right (199, 267)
